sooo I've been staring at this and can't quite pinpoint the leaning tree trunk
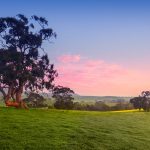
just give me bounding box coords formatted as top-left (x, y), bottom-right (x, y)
top-left (5, 85), bottom-right (28, 109)
top-left (5, 86), bottom-right (20, 108)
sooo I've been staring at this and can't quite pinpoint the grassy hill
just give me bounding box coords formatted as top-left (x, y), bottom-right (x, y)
top-left (0, 108), bottom-right (150, 150)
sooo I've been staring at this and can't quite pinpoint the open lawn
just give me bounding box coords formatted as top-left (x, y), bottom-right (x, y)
top-left (0, 108), bottom-right (150, 150)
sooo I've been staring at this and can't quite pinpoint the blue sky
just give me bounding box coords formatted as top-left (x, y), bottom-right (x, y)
top-left (1, 0), bottom-right (150, 96)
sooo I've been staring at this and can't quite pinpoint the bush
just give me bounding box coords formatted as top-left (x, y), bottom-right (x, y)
top-left (24, 92), bottom-right (47, 108)
top-left (54, 99), bottom-right (74, 110)
top-left (111, 102), bottom-right (133, 111)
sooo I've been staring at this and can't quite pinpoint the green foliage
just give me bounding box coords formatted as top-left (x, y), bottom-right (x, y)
top-left (0, 108), bottom-right (150, 149)
top-left (23, 92), bottom-right (47, 108)
top-left (130, 91), bottom-right (150, 111)
top-left (111, 102), bottom-right (133, 111)
top-left (0, 14), bottom-right (57, 103)
top-left (53, 86), bottom-right (74, 109)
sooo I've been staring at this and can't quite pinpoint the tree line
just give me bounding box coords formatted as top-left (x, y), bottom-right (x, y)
top-left (23, 87), bottom-right (150, 112)
top-left (22, 86), bottom-right (133, 111)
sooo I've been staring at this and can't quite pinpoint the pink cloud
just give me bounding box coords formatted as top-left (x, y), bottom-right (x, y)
top-left (55, 54), bottom-right (150, 96)
top-left (57, 54), bottom-right (80, 63)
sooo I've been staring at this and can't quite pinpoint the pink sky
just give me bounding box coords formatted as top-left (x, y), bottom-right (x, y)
top-left (55, 54), bottom-right (150, 96)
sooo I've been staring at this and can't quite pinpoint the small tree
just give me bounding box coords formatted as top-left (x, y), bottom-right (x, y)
top-left (52, 86), bottom-right (74, 109)
top-left (130, 91), bottom-right (150, 111)
top-left (0, 14), bottom-right (57, 108)
top-left (130, 97), bottom-right (143, 111)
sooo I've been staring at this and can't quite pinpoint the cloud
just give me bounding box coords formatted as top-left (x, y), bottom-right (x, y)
top-left (57, 54), bottom-right (80, 63)
top-left (55, 54), bottom-right (150, 96)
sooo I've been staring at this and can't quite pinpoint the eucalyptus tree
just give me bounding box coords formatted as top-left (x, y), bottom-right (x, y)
top-left (0, 14), bottom-right (57, 108)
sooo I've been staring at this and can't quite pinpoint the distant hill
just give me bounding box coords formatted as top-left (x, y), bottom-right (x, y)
top-left (73, 95), bottom-right (132, 103)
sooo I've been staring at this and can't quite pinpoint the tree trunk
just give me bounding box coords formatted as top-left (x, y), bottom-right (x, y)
top-left (5, 85), bottom-right (28, 109)
top-left (15, 86), bottom-right (28, 109)
top-left (5, 86), bottom-right (20, 108)
top-left (5, 86), bottom-right (12, 104)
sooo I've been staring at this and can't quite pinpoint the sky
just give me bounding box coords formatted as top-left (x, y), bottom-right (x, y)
top-left (1, 0), bottom-right (150, 96)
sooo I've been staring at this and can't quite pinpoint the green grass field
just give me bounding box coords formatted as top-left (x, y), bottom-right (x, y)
top-left (1, 108), bottom-right (150, 150)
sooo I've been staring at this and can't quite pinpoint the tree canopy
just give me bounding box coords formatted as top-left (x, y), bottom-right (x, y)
top-left (52, 86), bottom-right (74, 109)
top-left (130, 91), bottom-right (150, 111)
top-left (0, 14), bottom-right (57, 108)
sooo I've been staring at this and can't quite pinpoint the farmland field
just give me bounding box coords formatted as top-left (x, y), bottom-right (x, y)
top-left (0, 107), bottom-right (150, 150)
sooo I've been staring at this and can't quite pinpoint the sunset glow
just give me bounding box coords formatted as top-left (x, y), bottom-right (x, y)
top-left (55, 54), bottom-right (150, 96)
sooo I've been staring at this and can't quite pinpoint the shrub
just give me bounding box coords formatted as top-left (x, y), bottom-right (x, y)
top-left (24, 92), bottom-right (47, 108)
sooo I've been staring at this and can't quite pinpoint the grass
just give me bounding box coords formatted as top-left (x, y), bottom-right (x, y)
top-left (0, 108), bottom-right (150, 150)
